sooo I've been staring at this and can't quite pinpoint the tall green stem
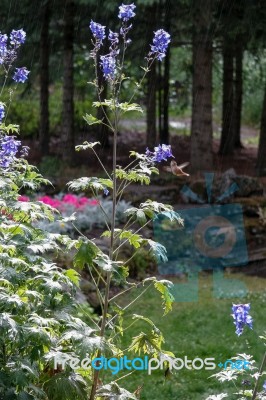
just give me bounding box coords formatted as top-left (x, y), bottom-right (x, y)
top-left (252, 351), bottom-right (266, 400)
top-left (89, 109), bottom-right (118, 400)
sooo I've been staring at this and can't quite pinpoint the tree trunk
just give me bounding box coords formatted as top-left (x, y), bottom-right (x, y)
top-left (234, 41), bottom-right (243, 148)
top-left (39, 0), bottom-right (50, 156)
top-left (256, 85), bottom-right (266, 176)
top-left (62, 0), bottom-right (75, 164)
top-left (219, 40), bottom-right (234, 155)
top-left (190, 0), bottom-right (213, 173)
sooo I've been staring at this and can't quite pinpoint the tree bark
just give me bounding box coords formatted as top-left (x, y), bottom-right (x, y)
top-left (62, 0), bottom-right (75, 164)
top-left (39, 0), bottom-right (50, 156)
top-left (234, 41), bottom-right (243, 148)
top-left (190, 0), bottom-right (213, 173)
top-left (256, 85), bottom-right (266, 176)
top-left (219, 40), bottom-right (234, 155)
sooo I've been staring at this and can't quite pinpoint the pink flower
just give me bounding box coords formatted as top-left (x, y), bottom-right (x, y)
top-left (62, 194), bottom-right (80, 207)
top-left (18, 195), bottom-right (30, 202)
top-left (88, 199), bottom-right (99, 206)
top-left (38, 196), bottom-right (61, 209)
top-left (79, 197), bottom-right (89, 207)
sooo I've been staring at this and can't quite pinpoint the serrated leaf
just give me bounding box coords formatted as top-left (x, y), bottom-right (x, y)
top-left (73, 240), bottom-right (99, 269)
top-left (75, 141), bottom-right (100, 152)
top-left (146, 239), bottom-right (168, 263)
top-left (65, 269), bottom-right (80, 287)
top-left (83, 114), bottom-right (102, 126)
top-left (154, 281), bottom-right (174, 315)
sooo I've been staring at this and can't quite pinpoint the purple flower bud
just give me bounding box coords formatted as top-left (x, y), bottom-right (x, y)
top-left (0, 135), bottom-right (21, 168)
top-left (90, 20), bottom-right (106, 41)
top-left (12, 67), bottom-right (30, 83)
top-left (100, 54), bottom-right (116, 80)
top-left (231, 304), bottom-right (253, 336)
top-left (150, 29), bottom-right (171, 61)
top-left (10, 29), bottom-right (26, 46)
top-left (0, 103), bottom-right (5, 123)
top-left (108, 30), bottom-right (119, 45)
top-left (0, 33), bottom-right (8, 64)
top-left (146, 144), bottom-right (174, 163)
top-left (118, 3), bottom-right (136, 21)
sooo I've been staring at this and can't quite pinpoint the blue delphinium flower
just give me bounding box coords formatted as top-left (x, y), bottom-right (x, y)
top-left (100, 54), bottom-right (116, 80)
top-left (1, 136), bottom-right (21, 156)
top-left (103, 188), bottom-right (109, 196)
top-left (12, 67), bottom-right (30, 83)
top-left (10, 29), bottom-right (26, 46)
top-left (232, 304), bottom-right (253, 336)
top-left (108, 30), bottom-right (119, 46)
top-left (90, 21), bottom-right (106, 42)
top-left (146, 144), bottom-right (174, 163)
top-left (0, 33), bottom-right (8, 64)
top-left (0, 103), bottom-right (5, 123)
top-left (150, 29), bottom-right (171, 61)
top-left (263, 381), bottom-right (266, 391)
top-left (118, 3), bottom-right (136, 21)
top-left (0, 136), bottom-right (21, 168)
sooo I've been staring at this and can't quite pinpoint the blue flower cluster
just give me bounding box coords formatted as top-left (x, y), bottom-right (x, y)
top-left (0, 28), bottom-right (29, 83)
top-left (0, 103), bottom-right (5, 123)
top-left (0, 135), bottom-right (21, 168)
top-left (146, 144), bottom-right (174, 163)
top-left (13, 67), bottom-right (30, 83)
top-left (100, 55), bottom-right (116, 80)
top-left (118, 3), bottom-right (136, 21)
top-left (90, 3), bottom-right (171, 81)
top-left (232, 304), bottom-right (253, 336)
top-left (10, 29), bottom-right (26, 47)
top-left (89, 21), bottom-right (106, 42)
top-left (150, 29), bottom-right (171, 61)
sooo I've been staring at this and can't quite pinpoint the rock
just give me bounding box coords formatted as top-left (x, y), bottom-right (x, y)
top-left (234, 176), bottom-right (264, 197)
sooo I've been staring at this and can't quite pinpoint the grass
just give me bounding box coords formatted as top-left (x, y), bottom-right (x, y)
top-left (104, 272), bottom-right (266, 399)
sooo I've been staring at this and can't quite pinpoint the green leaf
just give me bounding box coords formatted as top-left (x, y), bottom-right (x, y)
top-left (96, 382), bottom-right (138, 399)
top-left (68, 176), bottom-right (110, 192)
top-left (43, 372), bottom-right (88, 400)
top-left (119, 230), bottom-right (143, 249)
top-left (75, 141), bottom-right (100, 152)
top-left (154, 280), bottom-right (175, 315)
top-left (116, 168), bottom-right (150, 185)
top-left (65, 269), bottom-right (80, 287)
top-left (145, 239), bottom-right (168, 263)
top-left (83, 114), bottom-right (102, 125)
top-left (73, 240), bottom-right (99, 269)
top-left (94, 252), bottom-right (122, 272)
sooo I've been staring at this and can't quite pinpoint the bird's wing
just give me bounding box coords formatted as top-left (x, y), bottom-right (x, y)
top-left (179, 162), bottom-right (189, 169)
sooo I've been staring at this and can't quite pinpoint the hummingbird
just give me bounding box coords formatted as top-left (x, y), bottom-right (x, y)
top-left (163, 160), bottom-right (190, 176)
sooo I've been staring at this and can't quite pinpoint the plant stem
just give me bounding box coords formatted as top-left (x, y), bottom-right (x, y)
top-left (89, 105), bottom-right (118, 400)
top-left (252, 351), bottom-right (266, 400)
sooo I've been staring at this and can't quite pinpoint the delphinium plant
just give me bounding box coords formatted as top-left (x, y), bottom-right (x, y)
top-left (0, 29), bottom-right (108, 399)
top-left (205, 304), bottom-right (266, 400)
top-left (65, 2), bottom-right (185, 399)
